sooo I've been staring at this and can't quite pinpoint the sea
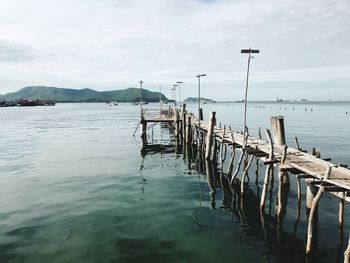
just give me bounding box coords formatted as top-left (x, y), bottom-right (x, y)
top-left (0, 101), bottom-right (349, 263)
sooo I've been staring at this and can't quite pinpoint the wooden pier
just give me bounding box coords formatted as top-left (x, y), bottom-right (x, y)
top-left (140, 104), bottom-right (350, 261)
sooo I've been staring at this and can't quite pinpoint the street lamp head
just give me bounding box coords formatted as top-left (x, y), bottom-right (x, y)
top-left (176, 81), bottom-right (183, 84)
top-left (196, 74), bottom-right (206, 78)
top-left (241, 49), bottom-right (259, 54)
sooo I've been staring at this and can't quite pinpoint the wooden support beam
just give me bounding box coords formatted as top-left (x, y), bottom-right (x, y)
top-left (205, 112), bottom-right (216, 160)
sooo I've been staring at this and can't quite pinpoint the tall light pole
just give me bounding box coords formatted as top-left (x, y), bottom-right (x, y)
top-left (176, 81), bottom-right (183, 106)
top-left (139, 80), bottom-right (143, 116)
top-left (196, 74), bottom-right (206, 136)
top-left (241, 48), bottom-right (259, 136)
top-left (173, 84), bottom-right (178, 106)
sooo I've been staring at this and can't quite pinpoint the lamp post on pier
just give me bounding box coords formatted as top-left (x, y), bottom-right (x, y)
top-left (241, 48), bottom-right (259, 136)
top-left (176, 81), bottom-right (183, 106)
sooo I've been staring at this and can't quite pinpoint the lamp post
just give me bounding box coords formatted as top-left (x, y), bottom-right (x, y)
top-left (139, 80), bottom-right (143, 116)
top-left (176, 81), bottom-right (183, 106)
top-left (196, 74), bottom-right (206, 143)
top-left (173, 84), bottom-right (178, 106)
top-left (241, 48), bottom-right (259, 136)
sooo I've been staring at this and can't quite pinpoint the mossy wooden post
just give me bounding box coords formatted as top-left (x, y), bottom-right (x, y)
top-left (205, 111), bottom-right (216, 160)
top-left (185, 115), bottom-right (192, 144)
top-left (271, 116), bottom-right (286, 146)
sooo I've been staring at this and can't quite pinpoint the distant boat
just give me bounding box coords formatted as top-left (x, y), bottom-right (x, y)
top-left (300, 99), bottom-right (307, 102)
top-left (109, 101), bottom-right (118, 106)
top-left (140, 101), bottom-right (148, 105)
top-left (236, 99), bottom-right (245, 103)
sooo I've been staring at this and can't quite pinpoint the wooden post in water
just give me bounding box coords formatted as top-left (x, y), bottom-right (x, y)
top-left (175, 113), bottom-right (180, 139)
top-left (345, 234), bottom-right (350, 263)
top-left (182, 112), bottom-right (187, 142)
top-left (205, 112), bottom-right (216, 160)
top-left (181, 104), bottom-right (186, 139)
top-left (306, 185), bottom-right (324, 255)
top-left (141, 117), bottom-right (147, 142)
top-left (260, 129), bottom-right (274, 209)
top-left (306, 183), bottom-right (317, 216)
top-left (185, 115), bottom-right (192, 144)
top-left (199, 108), bottom-right (203, 121)
top-left (271, 116), bottom-right (286, 146)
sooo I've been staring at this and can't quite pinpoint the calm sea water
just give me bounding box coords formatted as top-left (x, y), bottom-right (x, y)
top-left (0, 102), bottom-right (349, 263)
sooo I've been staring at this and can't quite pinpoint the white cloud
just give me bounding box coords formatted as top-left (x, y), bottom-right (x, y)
top-left (0, 0), bottom-right (349, 100)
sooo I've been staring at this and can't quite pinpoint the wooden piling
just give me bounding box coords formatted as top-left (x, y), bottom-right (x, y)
top-left (205, 112), bottom-right (216, 160)
top-left (339, 195), bottom-right (344, 228)
top-left (185, 115), bottom-right (192, 144)
top-left (260, 129), bottom-right (274, 209)
top-left (141, 117), bottom-right (147, 141)
top-left (175, 113), bottom-right (180, 138)
top-left (199, 108), bottom-right (203, 121)
top-left (306, 186), bottom-right (324, 255)
top-left (182, 112), bottom-right (187, 141)
top-left (271, 116), bottom-right (286, 146)
top-left (306, 183), bottom-right (317, 215)
top-left (345, 234), bottom-right (350, 263)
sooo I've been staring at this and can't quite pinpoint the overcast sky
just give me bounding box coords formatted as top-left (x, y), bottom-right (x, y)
top-left (0, 0), bottom-right (349, 100)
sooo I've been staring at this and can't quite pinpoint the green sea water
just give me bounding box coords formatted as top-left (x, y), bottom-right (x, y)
top-left (0, 102), bottom-right (349, 263)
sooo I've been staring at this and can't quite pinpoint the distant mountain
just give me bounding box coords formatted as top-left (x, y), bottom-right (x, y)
top-left (184, 97), bottom-right (216, 103)
top-left (0, 86), bottom-right (169, 103)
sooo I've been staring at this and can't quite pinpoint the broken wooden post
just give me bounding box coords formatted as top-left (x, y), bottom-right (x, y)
top-left (205, 112), bottom-right (216, 160)
top-left (271, 116), bottom-right (286, 146)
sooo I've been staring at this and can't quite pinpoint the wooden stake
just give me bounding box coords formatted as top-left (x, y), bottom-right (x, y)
top-left (205, 112), bottom-right (216, 160)
top-left (185, 115), bottom-right (192, 144)
top-left (260, 129), bottom-right (274, 209)
top-left (344, 234), bottom-right (350, 263)
top-left (306, 186), bottom-right (324, 255)
top-left (241, 155), bottom-right (254, 195)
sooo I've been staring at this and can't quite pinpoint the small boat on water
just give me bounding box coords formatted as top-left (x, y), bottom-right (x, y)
top-left (108, 101), bottom-right (118, 106)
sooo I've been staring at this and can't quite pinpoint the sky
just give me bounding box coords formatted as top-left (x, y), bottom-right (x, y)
top-left (0, 0), bottom-right (349, 100)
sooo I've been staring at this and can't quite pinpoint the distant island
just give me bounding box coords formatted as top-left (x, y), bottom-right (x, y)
top-left (0, 86), bottom-right (169, 103)
top-left (184, 97), bottom-right (216, 103)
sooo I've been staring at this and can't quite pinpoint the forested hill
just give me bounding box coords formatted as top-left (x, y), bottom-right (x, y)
top-left (0, 86), bottom-right (169, 103)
